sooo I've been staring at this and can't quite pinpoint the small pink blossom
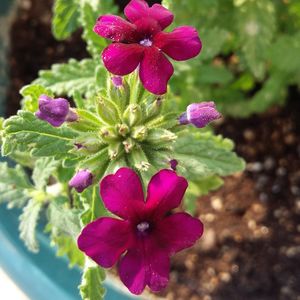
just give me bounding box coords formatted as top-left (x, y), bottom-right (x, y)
top-left (94, 0), bottom-right (202, 95)
top-left (69, 170), bottom-right (93, 193)
top-left (179, 101), bottom-right (222, 128)
top-left (77, 168), bottom-right (203, 295)
top-left (36, 95), bottom-right (78, 127)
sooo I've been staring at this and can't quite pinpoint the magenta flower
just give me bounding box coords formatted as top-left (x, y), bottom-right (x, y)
top-left (69, 170), bottom-right (93, 193)
top-left (179, 101), bottom-right (221, 128)
top-left (94, 0), bottom-right (202, 95)
top-left (77, 168), bottom-right (203, 295)
top-left (36, 95), bottom-right (78, 127)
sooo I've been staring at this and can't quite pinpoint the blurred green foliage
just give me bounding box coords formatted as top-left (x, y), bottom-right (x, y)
top-left (163, 0), bottom-right (300, 117)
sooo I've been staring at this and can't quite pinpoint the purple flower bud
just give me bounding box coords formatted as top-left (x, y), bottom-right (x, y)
top-left (112, 76), bottom-right (123, 88)
top-left (74, 143), bottom-right (84, 149)
top-left (36, 95), bottom-right (78, 127)
top-left (170, 159), bottom-right (178, 171)
top-left (179, 101), bottom-right (221, 128)
top-left (69, 170), bottom-right (93, 193)
top-left (66, 108), bottom-right (78, 122)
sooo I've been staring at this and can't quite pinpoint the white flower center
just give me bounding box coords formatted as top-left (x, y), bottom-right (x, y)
top-left (137, 222), bottom-right (150, 232)
top-left (139, 39), bottom-right (152, 47)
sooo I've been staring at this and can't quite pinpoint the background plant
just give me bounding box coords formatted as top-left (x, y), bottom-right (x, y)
top-left (0, 0), bottom-right (246, 299)
top-left (163, 0), bottom-right (300, 117)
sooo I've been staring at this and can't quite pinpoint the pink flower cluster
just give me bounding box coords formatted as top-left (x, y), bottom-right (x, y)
top-left (78, 168), bottom-right (203, 295)
top-left (94, 0), bottom-right (202, 95)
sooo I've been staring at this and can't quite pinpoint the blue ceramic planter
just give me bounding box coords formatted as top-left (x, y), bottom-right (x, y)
top-left (0, 2), bottom-right (138, 299)
top-left (0, 205), bottom-right (138, 300)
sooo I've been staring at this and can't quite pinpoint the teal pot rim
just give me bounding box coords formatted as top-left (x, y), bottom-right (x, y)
top-left (0, 201), bottom-right (140, 300)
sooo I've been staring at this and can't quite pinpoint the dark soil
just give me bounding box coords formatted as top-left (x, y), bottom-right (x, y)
top-left (157, 95), bottom-right (300, 300)
top-left (6, 1), bottom-right (300, 300)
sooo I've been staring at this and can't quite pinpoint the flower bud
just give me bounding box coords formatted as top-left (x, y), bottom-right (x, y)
top-left (116, 123), bottom-right (129, 137)
top-left (96, 96), bottom-right (120, 125)
top-left (123, 138), bottom-right (135, 153)
top-left (146, 97), bottom-right (163, 119)
top-left (36, 95), bottom-right (76, 127)
top-left (69, 170), bottom-right (93, 193)
top-left (99, 126), bottom-right (119, 142)
top-left (170, 159), bottom-right (178, 171)
top-left (131, 126), bottom-right (148, 141)
top-left (123, 104), bottom-right (142, 127)
top-left (179, 102), bottom-right (221, 128)
top-left (112, 76), bottom-right (123, 88)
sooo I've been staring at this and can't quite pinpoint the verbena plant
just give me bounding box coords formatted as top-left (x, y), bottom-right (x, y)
top-left (0, 0), bottom-right (245, 298)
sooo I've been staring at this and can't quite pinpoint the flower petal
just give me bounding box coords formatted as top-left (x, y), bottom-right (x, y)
top-left (145, 169), bottom-right (188, 217)
top-left (119, 240), bottom-right (170, 294)
top-left (158, 212), bottom-right (204, 254)
top-left (100, 168), bottom-right (145, 219)
top-left (118, 248), bottom-right (146, 295)
top-left (125, 0), bottom-right (174, 30)
top-left (94, 15), bottom-right (138, 43)
top-left (102, 43), bottom-right (144, 76)
top-left (154, 26), bottom-right (202, 61)
top-left (77, 217), bottom-right (131, 268)
top-left (139, 47), bottom-right (174, 95)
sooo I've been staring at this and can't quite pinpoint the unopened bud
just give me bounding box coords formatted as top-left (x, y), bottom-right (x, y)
top-left (179, 102), bottom-right (221, 128)
top-left (123, 104), bottom-right (142, 127)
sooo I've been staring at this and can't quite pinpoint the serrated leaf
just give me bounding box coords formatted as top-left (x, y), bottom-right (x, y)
top-left (47, 197), bottom-right (82, 239)
top-left (80, 3), bottom-right (107, 57)
top-left (79, 264), bottom-right (106, 300)
top-left (20, 84), bottom-right (53, 113)
top-left (32, 157), bottom-right (59, 189)
top-left (34, 59), bottom-right (98, 98)
top-left (52, 0), bottom-right (80, 40)
top-left (0, 162), bottom-right (32, 208)
top-left (19, 199), bottom-right (43, 253)
top-left (174, 131), bottom-right (245, 180)
top-left (51, 234), bottom-right (85, 268)
top-left (235, 0), bottom-right (276, 79)
top-left (3, 111), bottom-right (77, 158)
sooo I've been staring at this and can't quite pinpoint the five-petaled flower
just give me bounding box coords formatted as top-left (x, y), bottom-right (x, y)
top-left (36, 95), bottom-right (78, 127)
top-left (94, 0), bottom-right (202, 95)
top-left (77, 168), bottom-right (203, 295)
top-left (179, 101), bottom-right (221, 128)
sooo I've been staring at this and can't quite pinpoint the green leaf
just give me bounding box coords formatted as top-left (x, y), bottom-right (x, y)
top-left (51, 234), bottom-right (85, 268)
top-left (19, 199), bottom-right (43, 253)
top-left (80, 3), bottom-right (107, 57)
top-left (20, 84), bottom-right (53, 113)
top-left (235, 0), bottom-right (276, 79)
top-left (269, 32), bottom-right (300, 73)
top-left (80, 186), bottom-right (108, 226)
top-left (32, 158), bottom-right (59, 189)
top-left (174, 131), bottom-right (245, 180)
top-left (47, 197), bottom-right (82, 239)
top-left (199, 27), bottom-right (230, 61)
top-left (221, 72), bottom-right (287, 117)
top-left (0, 163), bottom-right (32, 209)
top-left (34, 59), bottom-right (98, 98)
top-left (79, 263), bottom-right (106, 300)
top-left (184, 175), bottom-right (224, 213)
top-left (52, 0), bottom-right (80, 40)
top-left (3, 111), bottom-right (77, 158)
